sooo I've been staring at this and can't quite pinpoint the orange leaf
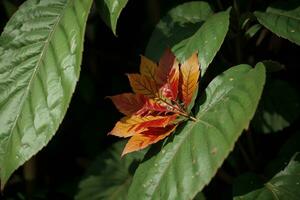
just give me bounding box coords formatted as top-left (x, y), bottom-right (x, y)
top-left (109, 115), bottom-right (177, 138)
top-left (179, 53), bottom-right (200, 107)
top-left (108, 93), bottom-right (144, 116)
top-left (122, 125), bottom-right (177, 156)
top-left (127, 74), bottom-right (158, 98)
top-left (140, 55), bottom-right (157, 80)
top-left (136, 98), bottom-right (169, 115)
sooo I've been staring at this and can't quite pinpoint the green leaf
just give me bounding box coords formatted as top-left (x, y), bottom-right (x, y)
top-left (252, 79), bottom-right (300, 133)
top-left (234, 153), bottom-right (300, 200)
top-left (2, 0), bottom-right (17, 18)
top-left (173, 9), bottom-right (231, 76)
top-left (145, 1), bottom-right (217, 76)
top-left (96, 0), bottom-right (129, 35)
top-left (245, 24), bottom-right (262, 38)
top-left (0, 0), bottom-right (93, 188)
top-left (75, 141), bottom-right (145, 200)
top-left (255, 0), bottom-right (300, 46)
top-left (128, 64), bottom-right (266, 200)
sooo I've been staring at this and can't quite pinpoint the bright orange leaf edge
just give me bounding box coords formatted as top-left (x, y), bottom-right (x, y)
top-left (108, 49), bottom-right (200, 156)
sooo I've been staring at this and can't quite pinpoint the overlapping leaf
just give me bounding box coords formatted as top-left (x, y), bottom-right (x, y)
top-left (0, 0), bottom-right (93, 188)
top-left (128, 64), bottom-right (266, 200)
top-left (109, 49), bottom-right (200, 155)
top-left (234, 153), bottom-right (300, 200)
top-left (252, 79), bottom-right (300, 133)
top-left (95, 0), bottom-right (129, 35)
top-left (75, 141), bottom-right (145, 200)
top-left (255, 0), bottom-right (300, 46)
top-left (146, 2), bottom-right (230, 76)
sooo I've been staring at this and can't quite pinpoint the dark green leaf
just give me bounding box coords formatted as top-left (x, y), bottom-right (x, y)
top-left (255, 0), bottom-right (300, 46)
top-left (75, 141), bottom-right (145, 200)
top-left (261, 60), bottom-right (285, 73)
top-left (127, 63), bottom-right (266, 200)
top-left (96, 0), bottom-right (129, 35)
top-left (2, 0), bottom-right (17, 18)
top-left (146, 1), bottom-right (214, 60)
top-left (0, 0), bottom-right (93, 188)
top-left (252, 79), bottom-right (300, 134)
top-left (234, 153), bottom-right (300, 200)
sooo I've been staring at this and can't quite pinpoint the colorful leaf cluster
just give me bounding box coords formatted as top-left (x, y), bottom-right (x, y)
top-left (108, 49), bottom-right (200, 155)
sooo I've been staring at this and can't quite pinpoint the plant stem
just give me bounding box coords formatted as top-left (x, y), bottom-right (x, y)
top-left (156, 97), bottom-right (197, 121)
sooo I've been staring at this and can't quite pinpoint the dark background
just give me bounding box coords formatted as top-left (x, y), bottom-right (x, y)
top-left (0, 0), bottom-right (299, 199)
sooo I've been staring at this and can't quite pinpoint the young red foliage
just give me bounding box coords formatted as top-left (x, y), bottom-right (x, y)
top-left (108, 49), bottom-right (200, 156)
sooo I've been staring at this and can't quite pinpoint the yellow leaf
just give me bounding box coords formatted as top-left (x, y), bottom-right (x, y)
top-left (179, 53), bottom-right (200, 107)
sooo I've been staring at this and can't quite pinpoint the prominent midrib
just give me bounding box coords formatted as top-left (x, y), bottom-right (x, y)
top-left (2, 1), bottom-right (70, 164)
top-left (146, 82), bottom-right (236, 199)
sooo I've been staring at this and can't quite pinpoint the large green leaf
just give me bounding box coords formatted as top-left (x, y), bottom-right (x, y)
top-left (146, 2), bottom-right (230, 76)
top-left (234, 153), bottom-right (300, 200)
top-left (128, 64), bottom-right (266, 200)
top-left (172, 9), bottom-right (230, 76)
top-left (252, 79), bottom-right (300, 133)
top-left (0, 0), bottom-right (93, 187)
top-left (96, 0), bottom-right (129, 35)
top-left (75, 142), bottom-right (145, 200)
top-left (255, 0), bottom-right (300, 46)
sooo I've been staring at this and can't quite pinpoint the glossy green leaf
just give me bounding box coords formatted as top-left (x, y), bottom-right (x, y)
top-left (255, 0), bottom-right (300, 46)
top-left (145, 2), bottom-right (217, 76)
top-left (128, 64), bottom-right (266, 200)
top-left (96, 0), bottom-right (129, 35)
top-left (75, 142), bottom-right (145, 200)
top-left (252, 79), bottom-right (300, 133)
top-left (0, 0), bottom-right (93, 188)
top-left (234, 153), bottom-right (300, 200)
top-left (173, 9), bottom-right (230, 76)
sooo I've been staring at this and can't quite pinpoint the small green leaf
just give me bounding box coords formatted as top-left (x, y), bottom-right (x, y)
top-left (75, 142), bottom-right (145, 200)
top-left (234, 153), bottom-right (300, 200)
top-left (96, 0), bottom-right (129, 35)
top-left (145, 2), bottom-right (214, 74)
top-left (127, 63), bottom-right (266, 200)
top-left (245, 24), bottom-right (262, 38)
top-left (0, 0), bottom-right (93, 188)
top-left (255, 0), bottom-right (300, 46)
top-left (252, 79), bottom-right (300, 134)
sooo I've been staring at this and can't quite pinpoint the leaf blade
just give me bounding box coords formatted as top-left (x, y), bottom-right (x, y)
top-left (96, 0), bottom-right (129, 35)
top-left (0, 0), bottom-right (93, 187)
top-left (128, 63), bottom-right (266, 200)
top-left (255, 0), bottom-right (300, 46)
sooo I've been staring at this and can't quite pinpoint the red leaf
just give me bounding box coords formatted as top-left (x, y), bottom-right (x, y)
top-left (109, 115), bottom-right (177, 138)
top-left (122, 125), bottom-right (177, 156)
top-left (108, 93), bottom-right (144, 116)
